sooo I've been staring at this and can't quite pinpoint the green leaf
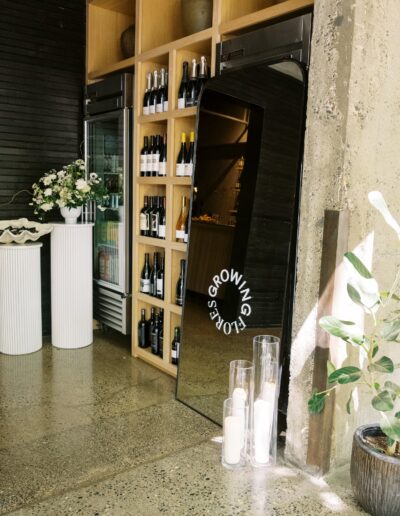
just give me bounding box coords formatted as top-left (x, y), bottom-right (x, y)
top-left (347, 283), bottom-right (364, 307)
top-left (319, 316), bottom-right (364, 342)
top-left (380, 291), bottom-right (400, 302)
top-left (381, 320), bottom-right (400, 341)
top-left (372, 343), bottom-right (379, 358)
top-left (395, 412), bottom-right (400, 419)
top-left (308, 391), bottom-right (327, 414)
top-left (372, 390), bottom-right (394, 412)
top-left (346, 390), bottom-right (354, 415)
top-left (380, 417), bottom-right (400, 441)
top-left (327, 360), bottom-right (336, 377)
top-left (368, 356), bottom-right (394, 374)
top-left (384, 381), bottom-right (400, 397)
top-left (328, 366), bottom-right (362, 384)
top-left (374, 382), bottom-right (381, 390)
top-left (344, 252), bottom-right (373, 279)
top-left (387, 437), bottom-right (396, 447)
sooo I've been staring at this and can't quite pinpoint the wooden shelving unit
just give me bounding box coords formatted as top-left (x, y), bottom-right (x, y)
top-left (86, 0), bottom-right (313, 378)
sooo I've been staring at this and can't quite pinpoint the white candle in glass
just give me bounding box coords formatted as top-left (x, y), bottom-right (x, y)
top-left (223, 415), bottom-right (242, 464)
top-left (261, 380), bottom-right (276, 403)
top-left (253, 398), bottom-right (274, 464)
top-left (232, 387), bottom-right (247, 447)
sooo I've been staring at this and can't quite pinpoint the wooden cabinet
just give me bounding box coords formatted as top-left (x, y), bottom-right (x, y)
top-left (86, 0), bottom-right (313, 377)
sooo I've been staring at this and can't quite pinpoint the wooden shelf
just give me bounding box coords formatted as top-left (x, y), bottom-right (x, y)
top-left (136, 176), bottom-right (191, 186)
top-left (169, 304), bottom-right (183, 316)
top-left (136, 235), bottom-right (167, 247)
top-left (134, 347), bottom-right (177, 377)
top-left (137, 107), bottom-right (197, 123)
top-left (137, 177), bottom-right (168, 185)
top-left (172, 177), bottom-right (192, 186)
top-left (138, 111), bottom-right (169, 124)
top-left (136, 292), bottom-right (166, 309)
top-left (220, 0), bottom-right (314, 35)
top-left (170, 242), bottom-right (187, 252)
top-left (137, 28), bottom-right (213, 63)
top-left (88, 56), bottom-right (135, 81)
top-left (90, 0), bottom-right (134, 16)
top-left (172, 107), bottom-right (197, 119)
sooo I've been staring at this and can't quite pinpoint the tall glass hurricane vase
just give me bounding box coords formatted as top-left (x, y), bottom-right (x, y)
top-left (251, 335), bottom-right (280, 467)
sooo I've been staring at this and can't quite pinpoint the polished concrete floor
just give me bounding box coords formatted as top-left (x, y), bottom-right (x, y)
top-left (0, 331), bottom-right (367, 515)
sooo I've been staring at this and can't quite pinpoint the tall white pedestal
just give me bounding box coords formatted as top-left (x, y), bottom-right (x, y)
top-left (0, 243), bottom-right (42, 355)
top-left (51, 224), bottom-right (94, 349)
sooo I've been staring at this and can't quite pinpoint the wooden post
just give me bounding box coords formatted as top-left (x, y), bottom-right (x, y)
top-left (306, 209), bottom-right (349, 474)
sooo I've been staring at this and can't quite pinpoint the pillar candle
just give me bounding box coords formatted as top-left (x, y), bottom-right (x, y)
top-left (232, 387), bottom-right (247, 447)
top-left (253, 398), bottom-right (274, 464)
top-left (223, 415), bottom-right (242, 465)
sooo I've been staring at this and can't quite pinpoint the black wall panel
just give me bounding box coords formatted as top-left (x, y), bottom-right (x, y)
top-left (0, 0), bottom-right (85, 334)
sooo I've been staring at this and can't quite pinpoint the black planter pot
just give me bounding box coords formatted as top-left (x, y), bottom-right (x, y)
top-left (351, 424), bottom-right (400, 516)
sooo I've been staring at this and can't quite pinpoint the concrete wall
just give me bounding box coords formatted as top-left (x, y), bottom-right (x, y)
top-left (286, 0), bottom-right (400, 470)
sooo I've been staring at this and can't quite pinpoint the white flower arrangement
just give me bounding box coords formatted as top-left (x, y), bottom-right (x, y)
top-left (31, 159), bottom-right (108, 217)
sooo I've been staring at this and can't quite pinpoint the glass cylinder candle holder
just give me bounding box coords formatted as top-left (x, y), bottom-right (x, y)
top-left (251, 335), bottom-right (280, 468)
top-left (229, 359), bottom-right (254, 412)
top-left (222, 397), bottom-right (249, 469)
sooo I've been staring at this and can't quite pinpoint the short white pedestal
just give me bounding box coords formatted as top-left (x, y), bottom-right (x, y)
top-left (0, 243), bottom-right (42, 355)
top-left (51, 224), bottom-right (94, 349)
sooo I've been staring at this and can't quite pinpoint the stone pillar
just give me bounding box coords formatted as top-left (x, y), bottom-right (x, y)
top-left (286, 0), bottom-right (400, 471)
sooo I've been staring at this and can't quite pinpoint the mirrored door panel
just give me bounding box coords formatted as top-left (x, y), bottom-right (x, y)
top-left (176, 61), bottom-right (307, 424)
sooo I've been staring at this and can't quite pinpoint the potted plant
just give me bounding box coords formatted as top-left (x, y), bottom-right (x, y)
top-left (30, 159), bottom-right (108, 223)
top-left (308, 191), bottom-right (400, 516)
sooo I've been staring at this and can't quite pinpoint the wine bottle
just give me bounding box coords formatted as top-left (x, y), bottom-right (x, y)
top-left (151, 313), bottom-right (160, 355)
top-left (163, 71), bottom-right (169, 112)
top-left (185, 131), bottom-right (195, 177)
top-left (147, 307), bottom-right (155, 347)
top-left (176, 132), bottom-right (187, 177)
top-left (147, 136), bottom-right (154, 177)
top-left (158, 134), bottom-right (167, 176)
top-left (186, 58), bottom-right (198, 107)
top-left (156, 68), bottom-right (167, 113)
top-left (146, 196), bottom-right (154, 234)
top-left (176, 259), bottom-right (186, 306)
top-left (143, 73), bottom-right (152, 115)
top-left (140, 136), bottom-right (149, 177)
top-left (159, 309), bottom-right (164, 358)
top-left (150, 196), bottom-right (159, 238)
top-left (171, 326), bottom-right (180, 365)
top-left (158, 196), bottom-right (166, 239)
top-left (140, 253), bottom-right (151, 294)
top-left (175, 195), bottom-right (187, 242)
top-left (156, 255), bottom-right (165, 299)
top-left (197, 56), bottom-right (208, 100)
top-left (177, 61), bottom-right (189, 109)
top-left (150, 252), bottom-right (159, 296)
top-left (149, 70), bottom-right (158, 115)
top-left (138, 308), bottom-right (147, 348)
top-left (152, 135), bottom-right (161, 177)
top-left (140, 196), bottom-right (149, 237)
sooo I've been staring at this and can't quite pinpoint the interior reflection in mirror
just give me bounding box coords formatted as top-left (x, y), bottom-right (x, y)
top-left (176, 60), bottom-right (307, 425)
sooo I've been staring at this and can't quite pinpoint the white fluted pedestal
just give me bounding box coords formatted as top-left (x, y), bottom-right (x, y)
top-left (0, 243), bottom-right (42, 355)
top-left (51, 224), bottom-right (94, 349)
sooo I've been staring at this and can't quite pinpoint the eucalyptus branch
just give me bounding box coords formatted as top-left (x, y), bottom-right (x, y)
top-left (0, 189), bottom-right (33, 208)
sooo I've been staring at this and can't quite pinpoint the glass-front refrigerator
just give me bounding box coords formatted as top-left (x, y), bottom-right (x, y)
top-left (84, 74), bottom-right (133, 335)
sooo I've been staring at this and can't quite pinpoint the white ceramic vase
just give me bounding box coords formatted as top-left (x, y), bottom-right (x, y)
top-left (60, 206), bottom-right (82, 224)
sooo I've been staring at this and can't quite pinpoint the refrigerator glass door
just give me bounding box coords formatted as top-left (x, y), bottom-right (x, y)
top-left (85, 110), bottom-right (130, 293)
